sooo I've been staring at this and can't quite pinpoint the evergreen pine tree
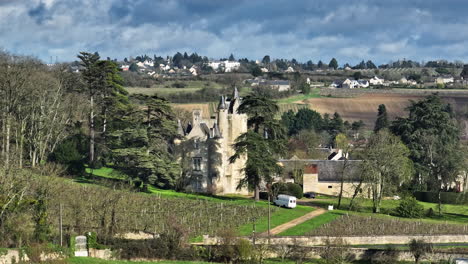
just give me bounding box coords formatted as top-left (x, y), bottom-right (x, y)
top-left (374, 104), bottom-right (389, 132)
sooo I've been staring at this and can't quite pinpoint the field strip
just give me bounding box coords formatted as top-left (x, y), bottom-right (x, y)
top-left (265, 207), bottom-right (326, 235)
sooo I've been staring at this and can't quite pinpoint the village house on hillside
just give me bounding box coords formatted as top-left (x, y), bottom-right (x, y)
top-left (246, 78), bottom-right (291, 91)
top-left (330, 78), bottom-right (365, 89)
top-left (207, 60), bottom-right (241, 72)
top-left (369, 76), bottom-right (384, 85)
top-left (435, 76), bottom-right (455, 84)
top-left (177, 88), bottom-right (248, 195)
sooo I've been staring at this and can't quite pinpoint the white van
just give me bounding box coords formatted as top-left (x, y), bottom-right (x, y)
top-left (274, 194), bottom-right (297, 208)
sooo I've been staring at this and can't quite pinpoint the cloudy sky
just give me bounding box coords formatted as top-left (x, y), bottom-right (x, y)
top-left (1, 0), bottom-right (468, 65)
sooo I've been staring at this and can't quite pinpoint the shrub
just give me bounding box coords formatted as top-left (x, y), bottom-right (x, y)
top-left (414, 191), bottom-right (468, 205)
top-left (272, 182), bottom-right (303, 199)
top-left (319, 238), bottom-right (352, 264)
top-left (409, 239), bottom-right (432, 264)
top-left (395, 197), bottom-right (424, 218)
top-left (50, 137), bottom-right (85, 175)
top-left (426, 207), bottom-right (435, 217)
top-left (172, 81), bottom-right (188, 88)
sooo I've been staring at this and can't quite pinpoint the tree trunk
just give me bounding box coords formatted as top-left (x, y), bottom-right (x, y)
top-left (337, 172), bottom-right (345, 209)
top-left (254, 185), bottom-right (260, 201)
top-left (349, 180), bottom-right (363, 210)
top-left (89, 95), bottom-right (95, 165)
top-left (5, 114), bottom-right (10, 167)
top-left (437, 188), bottom-right (442, 216)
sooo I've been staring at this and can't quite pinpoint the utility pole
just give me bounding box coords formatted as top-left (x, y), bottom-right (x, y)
top-left (59, 203), bottom-right (63, 247)
top-left (268, 191), bottom-right (271, 242)
top-left (252, 217), bottom-right (256, 246)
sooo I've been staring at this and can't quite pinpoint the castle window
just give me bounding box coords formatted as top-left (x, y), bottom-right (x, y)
top-left (194, 139), bottom-right (199, 149)
top-left (328, 186), bottom-right (332, 189)
top-left (193, 157), bottom-right (202, 171)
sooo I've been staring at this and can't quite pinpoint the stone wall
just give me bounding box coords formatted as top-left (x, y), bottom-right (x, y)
top-left (203, 234), bottom-right (468, 246)
top-left (0, 250), bottom-right (22, 264)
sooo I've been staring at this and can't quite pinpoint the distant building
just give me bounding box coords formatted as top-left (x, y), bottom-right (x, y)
top-left (189, 66), bottom-right (198, 76)
top-left (435, 76), bottom-right (454, 84)
top-left (357, 79), bottom-right (369, 88)
top-left (278, 159), bottom-right (367, 198)
top-left (207, 60), bottom-right (240, 72)
top-left (246, 78), bottom-right (291, 91)
top-left (330, 79), bottom-right (359, 89)
top-left (268, 80), bottom-right (291, 91)
top-left (369, 76), bottom-right (384, 85)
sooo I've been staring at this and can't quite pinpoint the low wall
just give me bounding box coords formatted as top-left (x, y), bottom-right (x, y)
top-left (0, 250), bottom-right (23, 264)
top-left (203, 234), bottom-right (468, 246)
top-left (89, 248), bottom-right (113, 260)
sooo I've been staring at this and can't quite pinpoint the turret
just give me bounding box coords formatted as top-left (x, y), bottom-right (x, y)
top-left (232, 87), bottom-right (240, 114)
top-left (192, 109), bottom-right (202, 126)
top-left (218, 95), bottom-right (226, 110)
top-left (177, 119), bottom-right (185, 136)
top-left (217, 96), bottom-right (228, 138)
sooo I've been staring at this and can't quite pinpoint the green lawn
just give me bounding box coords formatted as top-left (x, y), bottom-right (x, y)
top-left (276, 88), bottom-right (322, 103)
top-left (238, 205), bottom-right (314, 236)
top-left (278, 211), bottom-right (343, 236)
top-left (305, 196), bottom-right (468, 224)
top-left (85, 166), bottom-right (127, 180)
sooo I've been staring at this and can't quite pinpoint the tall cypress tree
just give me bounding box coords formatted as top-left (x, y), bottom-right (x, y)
top-left (374, 104), bottom-right (389, 132)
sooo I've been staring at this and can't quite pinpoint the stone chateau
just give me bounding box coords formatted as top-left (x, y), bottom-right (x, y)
top-left (177, 88), bottom-right (249, 195)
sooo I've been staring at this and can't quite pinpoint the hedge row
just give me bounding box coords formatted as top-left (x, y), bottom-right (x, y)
top-left (413, 191), bottom-right (468, 205)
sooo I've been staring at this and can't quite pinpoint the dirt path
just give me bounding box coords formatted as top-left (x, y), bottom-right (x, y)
top-left (264, 207), bottom-right (327, 236)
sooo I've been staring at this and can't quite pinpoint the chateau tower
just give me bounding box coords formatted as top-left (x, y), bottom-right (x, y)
top-left (182, 87), bottom-right (248, 195)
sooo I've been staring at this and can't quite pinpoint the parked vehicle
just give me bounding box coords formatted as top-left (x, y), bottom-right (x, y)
top-left (274, 194), bottom-right (297, 208)
top-left (304, 192), bottom-right (316, 199)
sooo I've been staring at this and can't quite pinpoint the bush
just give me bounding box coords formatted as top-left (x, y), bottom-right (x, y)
top-left (272, 182), bottom-right (303, 199)
top-left (409, 239), bottom-right (432, 264)
top-left (395, 197), bottom-right (424, 218)
top-left (413, 191), bottom-right (468, 205)
top-left (172, 81), bottom-right (188, 88)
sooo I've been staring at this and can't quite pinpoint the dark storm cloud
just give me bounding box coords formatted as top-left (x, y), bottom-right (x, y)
top-left (1, 0), bottom-right (468, 64)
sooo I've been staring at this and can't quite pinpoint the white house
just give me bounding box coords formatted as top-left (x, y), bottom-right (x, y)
top-left (285, 66), bottom-right (295, 73)
top-left (369, 76), bottom-right (384, 85)
top-left (207, 60), bottom-right (240, 72)
top-left (436, 76), bottom-right (454, 84)
top-left (342, 78), bottom-right (360, 89)
top-left (268, 80), bottom-right (291, 91)
top-left (223, 61), bottom-right (241, 72)
top-left (357, 79), bottom-right (369, 88)
top-left (143, 60), bottom-right (154, 67)
top-left (330, 79), bottom-right (359, 89)
top-left (189, 66), bottom-right (198, 76)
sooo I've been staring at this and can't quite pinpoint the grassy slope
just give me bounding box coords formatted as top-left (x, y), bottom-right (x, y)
top-left (276, 88), bottom-right (322, 104)
top-left (238, 205), bottom-right (314, 236)
top-left (83, 167), bottom-right (314, 237)
top-left (278, 211), bottom-right (343, 236)
top-left (305, 196), bottom-right (468, 224)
